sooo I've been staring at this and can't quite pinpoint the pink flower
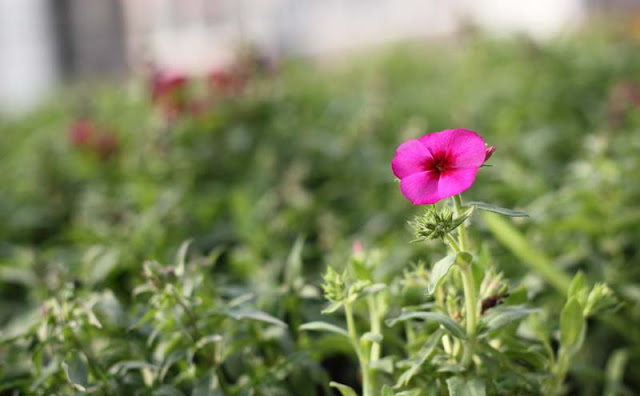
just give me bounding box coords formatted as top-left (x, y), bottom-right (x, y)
top-left (69, 119), bottom-right (94, 147)
top-left (391, 129), bottom-right (490, 205)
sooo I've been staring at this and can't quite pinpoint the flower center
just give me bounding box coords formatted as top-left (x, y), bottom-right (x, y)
top-left (423, 152), bottom-right (452, 175)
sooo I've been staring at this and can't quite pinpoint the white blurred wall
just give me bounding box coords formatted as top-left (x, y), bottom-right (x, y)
top-left (1, 0), bottom-right (586, 114)
top-left (0, 0), bottom-right (57, 115)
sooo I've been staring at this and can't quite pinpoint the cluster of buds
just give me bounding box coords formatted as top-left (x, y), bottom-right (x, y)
top-left (322, 266), bottom-right (346, 303)
top-left (410, 205), bottom-right (474, 241)
top-left (583, 283), bottom-right (619, 317)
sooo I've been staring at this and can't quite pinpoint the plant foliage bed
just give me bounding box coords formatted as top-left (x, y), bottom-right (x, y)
top-left (1, 29), bottom-right (640, 395)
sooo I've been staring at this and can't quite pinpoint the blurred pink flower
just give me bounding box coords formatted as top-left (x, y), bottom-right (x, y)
top-left (208, 67), bottom-right (247, 95)
top-left (151, 69), bottom-right (188, 102)
top-left (69, 119), bottom-right (94, 147)
top-left (391, 129), bottom-right (489, 204)
top-left (150, 69), bottom-right (190, 120)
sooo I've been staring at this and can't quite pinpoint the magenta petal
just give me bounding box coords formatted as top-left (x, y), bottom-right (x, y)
top-left (391, 139), bottom-right (432, 179)
top-left (446, 129), bottom-right (487, 168)
top-left (437, 167), bottom-right (479, 199)
top-left (399, 171), bottom-right (440, 204)
top-left (418, 129), bottom-right (455, 155)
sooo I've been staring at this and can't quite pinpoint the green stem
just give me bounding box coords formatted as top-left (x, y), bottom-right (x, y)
top-left (452, 195), bottom-right (477, 368)
top-left (345, 302), bottom-right (373, 396)
top-left (460, 263), bottom-right (478, 368)
top-left (445, 234), bottom-right (461, 253)
top-left (552, 347), bottom-right (570, 395)
top-left (170, 287), bottom-right (231, 394)
top-left (367, 295), bottom-right (381, 362)
top-left (453, 195), bottom-right (468, 252)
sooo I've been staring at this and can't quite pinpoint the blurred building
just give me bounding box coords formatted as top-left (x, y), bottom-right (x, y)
top-left (0, 0), bottom-right (606, 115)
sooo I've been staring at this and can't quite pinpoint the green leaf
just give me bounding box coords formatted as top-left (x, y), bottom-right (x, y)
top-left (482, 212), bottom-right (571, 293)
top-left (386, 311), bottom-right (465, 339)
top-left (195, 334), bottom-right (223, 350)
top-left (350, 254), bottom-right (372, 282)
top-left (396, 330), bottom-right (442, 386)
top-left (560, 297), bottom-right (585, 348)
top-left (381, 385), bottom-right (394, 396)
top-left (467, 201), bottom-right (528, 217)
top-left (226, 308), bottom-right (287, 328)
top-left (363, 283), bottom-right (387, 295)
top-left (370, 357), bottom-right (394, 374)
top-left (480, 305), bottom-right (540, 332)
top-left (568, 271), bottom-right (587, 305)
top-left (446, 376), bottom-right (486, 396)
top-left (63, 353), bottom-right (89, 391)
top-left (284, 236), bottom-right (305, 286)
top-left (321, 300), bottom-right (344, 314)
top-left (300, 321), bottom-right (349, 337)
top-left (426, 255), bottom-right (456, 295)
top-left (329, 381), bottom-right (358, 396)
top-left (604, 349), bottom-right (630, 396)
top-left (175, 239), bottom-right (192, 277)
top-left (108, 360), bottom-right (158, 376)
top-left (361, 331), bottom-right (383, 344)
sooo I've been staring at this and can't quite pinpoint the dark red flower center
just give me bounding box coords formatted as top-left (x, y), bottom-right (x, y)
top-left (422, 152), bottom-right (453, 176)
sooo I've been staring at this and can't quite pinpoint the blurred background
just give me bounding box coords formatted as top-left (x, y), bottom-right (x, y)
top-left (3, 0), bottom-right (635, 114)
top-left (3, 1), bottom-right (640, 395)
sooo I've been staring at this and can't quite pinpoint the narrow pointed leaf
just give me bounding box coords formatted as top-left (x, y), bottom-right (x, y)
top-left (480, 305), bottom-right (540, 332)
top-left (467, 201), bottom-right (528, 217)
top-left (330, 381), bottom-right (358, 396)
top-left (386, 311), bottom-right (465, 339)
top-left (226, 309), bottom-right (287, 328)
top-left (300, 321), bottom-right (349, 337)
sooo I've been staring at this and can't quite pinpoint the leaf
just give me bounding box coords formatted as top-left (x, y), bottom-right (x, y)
top-left (396, 330), bottom-right (442, 386)
top-left (321, 300), bottom-right (344, 314)
top-left (560, 297), bottom-right (585, 348)
top-left (360, 331), bottom-right (383, 344)
top-left (63, 353), bottom-right (89, 391)
top-left (330, 381), bottom-right (358, 396)
top-left (386, 311), bottom-right (465, 339)
top-left (426, 255), bottom-right (456, 295)
top-left (109, 360), bottom-right (158, 375)
top-left (175, 239), bottom-right (192, 277)
top-left (467, 201), bottom-right (528, 217)
top-left (196, 334), bottom-right (223, 350)
top-left (480, 305), bottom-right (540, 332)
top-left (370, 357), bottom-right (394, 374)
top-left (128, 308), bottom-right (158, 330)
top-left (300, 321), bottom-right (349, 338)
top-left (363, 283), bottom-right (387, 295)
top-left (568, 271), bottom-right (587, 305)
top-left (226, 308), bottom-right (287, 328)
top-left (482, 212), bottom-right (571, 293)
top-left (284, 236), bottom-right (305, 285)
top-left (604, 349), bottom-right (630, 396)
top-left (446, 376), bottom-right (486, 396)
top-left (381, 385), bottom-right (394, 396)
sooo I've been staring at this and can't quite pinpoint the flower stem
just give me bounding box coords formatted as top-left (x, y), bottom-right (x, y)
top-left (445, 234), bottom-right (461, 253)
top-left (367, 295), bottom-right (381, 362)
top-left (453, 195), bottom-right (468, 252)
top-left (345, 302), bottom-right (373, 396)
top-left (451, 194), bottom-right (477, 368)
top-left (460, 262), bottom-right (478, 368)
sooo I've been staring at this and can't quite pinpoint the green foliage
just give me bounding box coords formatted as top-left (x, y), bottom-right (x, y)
top-left (2, 26), bottom-right (640, 394)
